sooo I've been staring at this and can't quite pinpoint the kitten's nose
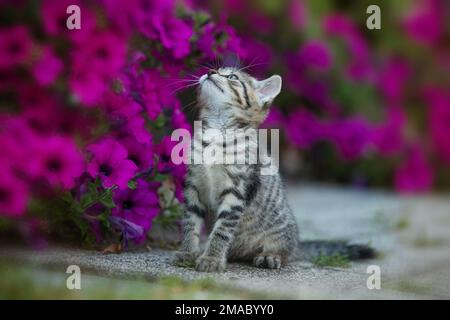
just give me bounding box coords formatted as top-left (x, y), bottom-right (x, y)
top-left (207, 70), bottom-right (217, 77)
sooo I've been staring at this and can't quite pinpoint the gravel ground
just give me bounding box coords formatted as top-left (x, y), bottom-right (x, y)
top-left (2, 184), bottom-right (450, 299)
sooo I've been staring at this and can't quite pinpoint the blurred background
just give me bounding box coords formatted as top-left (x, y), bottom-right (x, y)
top-left (195, 0), bottom-right (450, 192)
top-left (0, 0), bottom-right (449, 250)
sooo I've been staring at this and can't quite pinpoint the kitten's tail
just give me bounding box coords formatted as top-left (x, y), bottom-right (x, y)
top-left (293, 240), bottom-right (376, 262)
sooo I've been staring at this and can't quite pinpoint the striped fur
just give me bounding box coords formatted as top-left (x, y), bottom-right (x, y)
top-left (174, 68), bottom-right (374, 272)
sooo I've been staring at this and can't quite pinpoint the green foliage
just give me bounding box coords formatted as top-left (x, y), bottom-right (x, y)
top-left (127, 180), bottom-right (137, 190)
top-left (412, 232), bottom-right (444, 248)
top-left (394, 216), bottom-right (410, 231)
top-left (312, 254), bottom-right (351, 268)
top-left (0, 262), bottom-right (268, 299)
top-left (174, 260), bottom-right (196, 269)
top-left (26, 179), bottom-right (117, 246)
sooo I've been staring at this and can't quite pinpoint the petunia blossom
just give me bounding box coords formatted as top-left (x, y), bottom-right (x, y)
top-left (286, 109), bottom-right (325, 149)
top-left (425, 87), bottom-right (450, 163)
top-left (119, 137), bottom-right (154, 172)
top-left (87, 138), bottom-right (138, 189)
top-left (31, 46), bottom-right (63, 86)
top-left (0, 162), bottom-right (29, 217)
top-left (29, 135), bottom-right (85, 189)
top-left (394, 144), bottom-right (434, 193)
top-left (403, 0), bottom-right (443, 46)
top-left (138, 0), bottom-right (193, 59)
top-left (373, 107), bottom-right (406, 157)
top-left (329, 117), bottom-right (374, 161)
top-left (297, 40), bottom-right (333, 72)
top-left (0, 25), bottom-right (33, 70)
top-left (111, 179), bottom-right (160, 243)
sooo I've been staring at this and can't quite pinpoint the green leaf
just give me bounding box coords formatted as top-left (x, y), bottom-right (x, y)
top-left (128, 180), bottom-right (137, 190)
top-left (151, 113), bottom-right (166, 129)
top-left (152, 172), bottom-right (168, 182)
top-left (60, 191), bottom-right (73, 203)
top-left (80, 193), bottom-right (96, 209)
top-left (99, 191), bottom-right (116, 209)
top-left (193, 12), bottom-right (211, 29)
top-left (87, 181), bottom-right (99, 196)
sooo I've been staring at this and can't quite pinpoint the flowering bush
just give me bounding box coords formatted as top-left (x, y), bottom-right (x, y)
top-left (0, 0), bottom-right (242, 246)
top-left (0, 0), bottom-right (449, 247)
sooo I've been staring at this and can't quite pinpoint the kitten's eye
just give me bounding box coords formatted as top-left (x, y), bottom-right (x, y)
top-left (227, 74), bottom-right (238, 80)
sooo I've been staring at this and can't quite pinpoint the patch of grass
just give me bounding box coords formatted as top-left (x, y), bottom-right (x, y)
top-left (0, 261), bottom-right (267, 299)
top-left (312, 254), bottom-right (351, 268)
top-left (174, 260), bottom-right (195, 269)
top-left (374, 250), bottom-right (386, 260)
top-left (159, 276), bottom-right (216, 291)
top-left (394, 216), bottom-right (411, 230)
top-left (394, 280), bottom-right (431, 295)
top-left (373, 210), bottom-right (411, 232)
top-left (412, 232), bottom-right (444, 248)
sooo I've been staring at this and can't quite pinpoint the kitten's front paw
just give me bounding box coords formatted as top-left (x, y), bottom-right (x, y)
top-left (253, 254), bottom-right (282, 269)
top-left (173, 251), bottom-right (201, 266)
top-left (195, 255), bottom-right (226, 273)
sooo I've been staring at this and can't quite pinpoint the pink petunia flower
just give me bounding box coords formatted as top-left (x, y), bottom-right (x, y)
top-left (286, 109), bottom-right (325, 149)
top-left (425, 87), bottom-right (450, 163)
top-left (29, 135), bottom-right (85, 189)
top-left (124, 115), bottom-right (153, 145)
top-left (323, 14), bottom-right (374, 82)
top-left (0, 25), bottom-right (34, 70)
top-left (78, 32), bottom-right (127, 77)
top-left (378, 58), bottom-right (411, 104)
top-left (111, 178), bottom-right (160, 243)
top-left (373, 107), bottom-right (406, 157)
top-left (69, 66), bottom-right (108, 106)
top-left (261, 108), bottom-right (285, 129)
top-left (150, 14), bottom-right (193, 59)
top-left (138, 69), bottom-right (177, 120)
top-left (329, 117), bottom-right (374, 161)
top-left (394, 144), bottom-right (434, 193)
top-left (103, 91), bottom-right (142, 120)
top-left (403, 0), bottom-right (443, 46)
top-left (87, 138), bottom-right (138, 189)
top-left (0, 162), bottom-right (29, 217)
top-left (69, 31), bottom-right (127, 106)
top-left (299, 40), bottom-right (333, 72)
top-left (288, 0), bottom-right (307, 29)
top-left (135, 0), bottom-right (192, 59)
top-left (0, 116), bottom-right (40, 177)
top-left (238, 37), bottom-right (273, 76)
top-left (119, 137), bottom-right (154, 172)
top-left (31, 46), bottom-right (63, 86)
top-left (197, 18), bottom-right (246, 60)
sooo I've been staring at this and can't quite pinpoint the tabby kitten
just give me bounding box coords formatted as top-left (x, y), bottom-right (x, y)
top-left (174, 67), bottom-right (374, 272)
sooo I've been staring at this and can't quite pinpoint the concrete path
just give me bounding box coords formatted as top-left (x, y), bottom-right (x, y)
top-left (3, 184), bottom-right (450, 299)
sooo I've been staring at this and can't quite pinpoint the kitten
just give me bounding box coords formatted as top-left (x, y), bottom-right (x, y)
top-left (174, 67), bottom-right (374, 272)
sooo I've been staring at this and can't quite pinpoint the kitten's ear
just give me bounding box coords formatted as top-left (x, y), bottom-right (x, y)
top-left (255, 75), bottom-right (282, 105)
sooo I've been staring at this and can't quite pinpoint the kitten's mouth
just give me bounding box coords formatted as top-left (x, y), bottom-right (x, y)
top-left (202, 77), bottom-right (224, 93)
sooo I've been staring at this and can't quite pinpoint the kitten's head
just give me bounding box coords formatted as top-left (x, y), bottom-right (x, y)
top-left (197, 67), bottom-right (282, 128)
